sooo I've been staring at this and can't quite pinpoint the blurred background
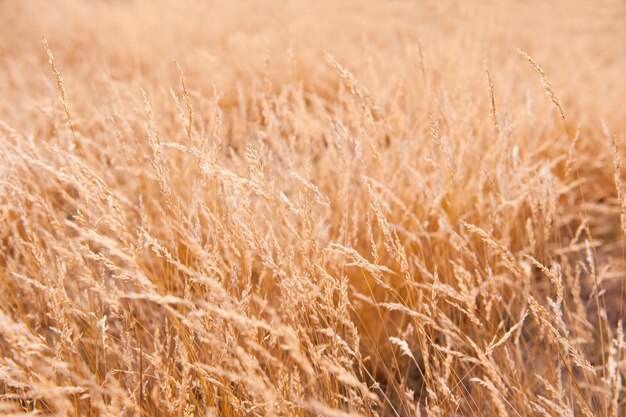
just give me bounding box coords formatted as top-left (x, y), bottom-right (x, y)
top-left (1, 0), bottom-right (625, 130)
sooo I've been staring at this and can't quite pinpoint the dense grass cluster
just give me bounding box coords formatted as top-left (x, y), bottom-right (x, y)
top-left (1, 0), bottom-right (626, 415)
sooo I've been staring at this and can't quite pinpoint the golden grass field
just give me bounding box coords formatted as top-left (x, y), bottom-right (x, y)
top-left (1, 0), bottom-right (626, 415)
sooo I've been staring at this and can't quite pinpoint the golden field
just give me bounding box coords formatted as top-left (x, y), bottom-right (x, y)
top-left (1, 0), bottom-right (626, 415)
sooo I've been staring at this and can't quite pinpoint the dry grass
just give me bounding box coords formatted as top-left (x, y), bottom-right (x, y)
top-left (1, 0), bottom-right (626, 416)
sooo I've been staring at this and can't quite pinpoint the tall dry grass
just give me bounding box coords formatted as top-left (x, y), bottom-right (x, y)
top-left (1, 0), bottom-right (626, 415)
